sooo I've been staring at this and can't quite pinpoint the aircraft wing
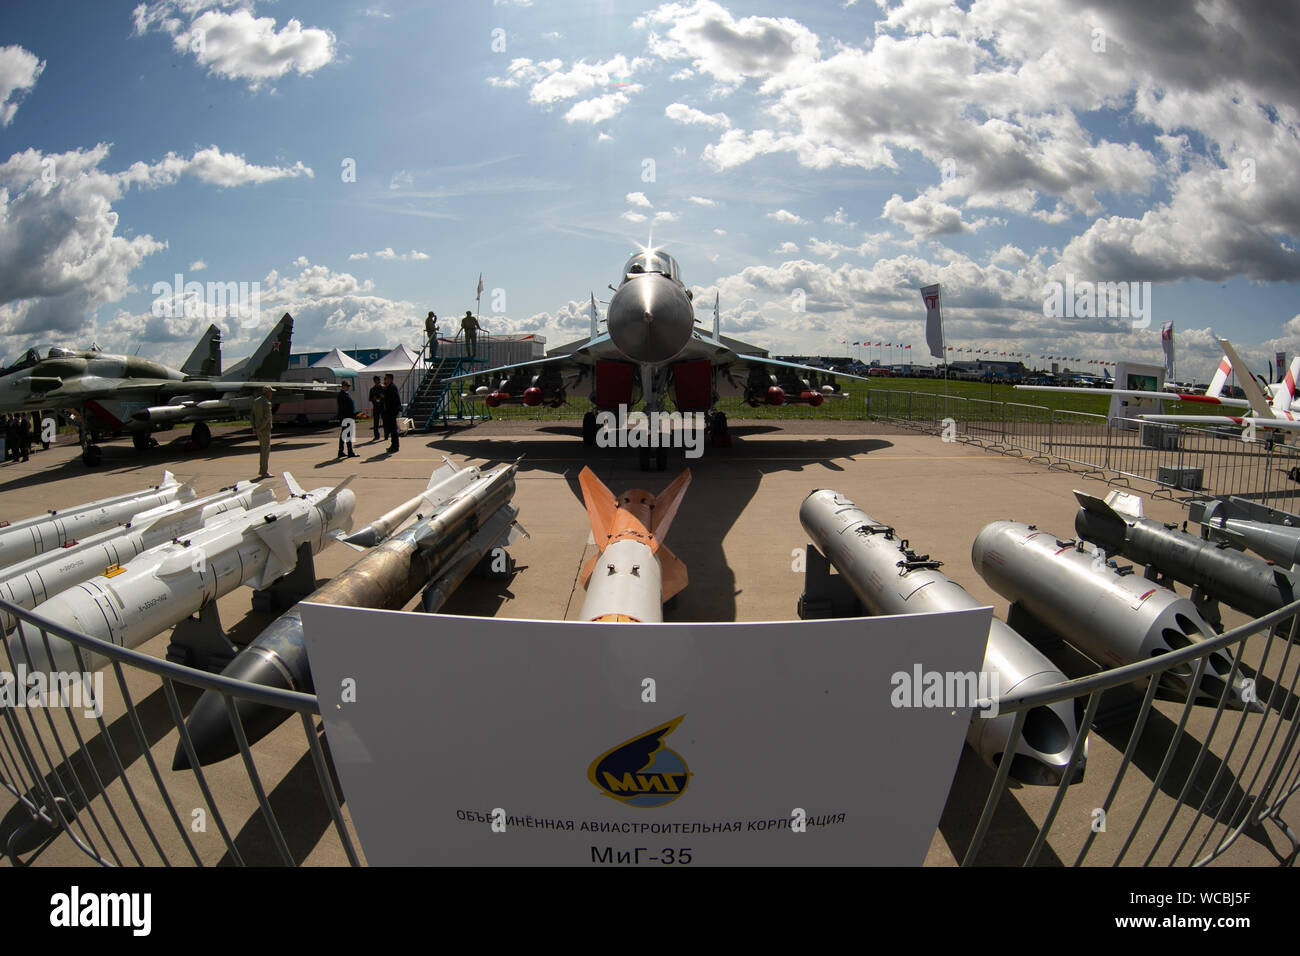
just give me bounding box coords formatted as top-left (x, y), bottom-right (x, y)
top-left (1139, 413), bottom-right (1300, 431)
top-left (719, 352), bottom-right (872, 384)
top-left (1016, 385), bottom-right (1248, 408)
top-left (444, 350), bottom-right (596, 384)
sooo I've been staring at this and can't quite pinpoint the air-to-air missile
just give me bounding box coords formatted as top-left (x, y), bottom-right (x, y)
top-left (1073, 490), bottom-right (1295, 623)
top-left (0, 481), bottom-right (275, 635)
top-left (576, 466), bottom-right (690, 623)
top-left (175, 459), bottom-right (525, 768)
top-left (971, 520), bottom-right (1254, 709)
top-left (798, 489), bottom-right (1086, 786)
top-left (0, 471), bottom-right (192, 569)
top-left (1195, 500), bottom-right (1300, 567)
top-left (341, 458), bottom-right (482, 549)
top-left (6, 474), bottom-right (355, 677)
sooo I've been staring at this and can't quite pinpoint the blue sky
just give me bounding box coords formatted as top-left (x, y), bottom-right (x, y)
top-left (1, 0), bottom-right (1298, 381)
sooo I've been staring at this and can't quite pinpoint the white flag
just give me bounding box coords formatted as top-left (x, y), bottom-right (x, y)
top-left (476, 273), bottom-right (484, 297)
top-left (1161, 321), bottom-right (1175, 380)
top-left (921, 283), bottom-right (944, 359)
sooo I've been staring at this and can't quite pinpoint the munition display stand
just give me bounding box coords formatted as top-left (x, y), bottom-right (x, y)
top-left (166, 543), bottom-right (319, 672)
top-left (796, 545), bottom-right (863, 620)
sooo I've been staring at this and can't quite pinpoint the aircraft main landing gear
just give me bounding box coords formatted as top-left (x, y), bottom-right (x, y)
top-left (582, 411), bottom-right (598, 446)
top-left (191, 421), bottom-right (212, 449)
top-left (638, 447), bottom-right (668, 472)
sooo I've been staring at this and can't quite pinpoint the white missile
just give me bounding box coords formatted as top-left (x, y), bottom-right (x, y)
top-left (0, 471), bottom-right (192, 570)
top-left (8, 473), bottom-right (355, 676)
top-left (341, 458), bottom-right (482, 549)
top-left (0, 480), bottom-right (276, 634)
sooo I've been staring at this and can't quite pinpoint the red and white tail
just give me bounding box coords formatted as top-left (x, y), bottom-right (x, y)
top-left (1206, 355), bottom-right (1232, 399)
top-left (1272, 356), bottom-right (1300, 414)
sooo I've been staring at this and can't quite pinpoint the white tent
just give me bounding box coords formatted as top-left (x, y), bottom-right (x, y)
top-left (364, 344), bottom-right (426, 393)
top-left (310, 348), bottom-right (367, 371)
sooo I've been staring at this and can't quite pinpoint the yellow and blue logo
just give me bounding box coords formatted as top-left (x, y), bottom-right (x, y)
top-left (588, 716), bottom-right (691, 808)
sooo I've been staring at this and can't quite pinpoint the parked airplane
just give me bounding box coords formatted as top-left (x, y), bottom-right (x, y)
top-left (0, 314), bottom-right (337, 465)
top-left (449, 248), bottom-right (868, 468)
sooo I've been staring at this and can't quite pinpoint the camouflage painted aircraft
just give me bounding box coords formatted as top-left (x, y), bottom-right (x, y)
top-left (0, 314), bottom-right (336, 465)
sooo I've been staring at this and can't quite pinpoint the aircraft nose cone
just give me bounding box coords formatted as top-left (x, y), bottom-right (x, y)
top-left (607, 274), bottom-right (694, 363)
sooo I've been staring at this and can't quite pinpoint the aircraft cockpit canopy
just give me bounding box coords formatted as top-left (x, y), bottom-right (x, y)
top-left (2, 344), bottom-right (56, 373)
top-left (622, 249), bottom-right (680, 282)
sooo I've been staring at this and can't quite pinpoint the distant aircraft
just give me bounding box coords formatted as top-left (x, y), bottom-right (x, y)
top-left (1140, 342), bottom-right (1300, 435)
top-left (0, 314), bottom-right (337, 465)
top-left (449, 248), bottom-right (869, 468)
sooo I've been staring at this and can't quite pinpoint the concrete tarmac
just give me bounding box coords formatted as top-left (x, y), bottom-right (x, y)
top-left (1, 419), bottom-right (1296, 866)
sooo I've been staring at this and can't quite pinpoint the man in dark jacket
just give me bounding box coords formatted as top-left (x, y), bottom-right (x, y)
top-left (368, 376), bottom-right (385, 441)
top-left (15, 413), bottom-right (30, 462)
top-left (337, 380), bottom-right (358, 458)
top-left (382, 373), bottom-right (401, 453)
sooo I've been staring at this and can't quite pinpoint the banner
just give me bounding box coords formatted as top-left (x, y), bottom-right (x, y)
top-left (921, 284), bottom-right (944, 360)
top-left (1161, 321), bottom-right (1175, 381)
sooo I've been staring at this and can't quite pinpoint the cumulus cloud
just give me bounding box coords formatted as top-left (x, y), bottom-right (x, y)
top-left (350, 248), bottom-right (429, 263)
top-left (0, 45), bottom-right (44, 126)
top-left (625, 191), bottom-right (652, 208)
top-left (189, 259), bottom-right (208, 271)
top-left (621, 211), bottom-right (648, 223)
top-left (119, 145), bottom-right (313, 187)
top-left (664, 103), bottom-right (731, 128)
top-left (564, 90), bottom-right (638, 124)
top-left (767, 208), bottom-right (805, 225)
top-left (688, 195), bottom-right (717, 206)
top-left (133, 2), bottom-right (336, 89)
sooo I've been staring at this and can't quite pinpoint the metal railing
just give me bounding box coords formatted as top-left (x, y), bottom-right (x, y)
top-left (0, 598), bottom-right (361, 867)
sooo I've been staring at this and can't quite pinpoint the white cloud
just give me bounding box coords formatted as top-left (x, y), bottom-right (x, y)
top-left (348, 252), bottom-right (369, 261)
top-left (626, 191), bottom-right (652, 208)
top-left (189, 259), bottom-right (208, 271)
top-left (529, 55), bottom-right (646, 104)
top-left (775, 241), bottom-right (799, 253)
top-left (564, 90), bottom-right (636, 124)
top-left (767, 208), bottom-right (805, 225)
top-left (292, 256), bottom-right (309, 267)
top-left (621, 211), bottom-right (648, 223)
top-left (664, 103), bottom-right (731, 129)
top-left (713, 228), bottom-right (726, 235)
top-left (882, 192), bottom-right (997, 239)
top-left (121, 145), bottom-right (313, 187)
top-left (0, 45), bottom-right (44, 126)
top-left (350, 248), bottom-right (429, 263)
top-left (134, 3), bottom-right (337, 89)
top-left (654, 210), bottom-right (678, 222)
top-left (688, 195), bottom-right (717, 206)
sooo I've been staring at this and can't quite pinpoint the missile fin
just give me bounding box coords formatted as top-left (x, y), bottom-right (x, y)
top-left (251, 515), bottom-right (299, 575)
top-left (426, 458), bottom-right (463, 490)
top-left (321, 475), bottom-right (356, 505)
top-left (649, 468), bottom-right (692, 541)
top-left (578, 552), bottom-right (598, 591)
top-left (159, 470), bottom-right (178, 489)
top-left (283, 472), bottom-right (306, 498)
top-left (505, 520), bottom-right (529, 544)
top-left (1103, 489), bottom-right (1145, 519)
top-left (658, 543), bottom-right (689, 602)
top-left (578, 466), bottom-right (619, 546)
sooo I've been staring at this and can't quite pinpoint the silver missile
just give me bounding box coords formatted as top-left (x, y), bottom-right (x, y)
top-left (341, 458), bottom-right (482, 549)
top-left (799, 489), bottom-right (1087, 786)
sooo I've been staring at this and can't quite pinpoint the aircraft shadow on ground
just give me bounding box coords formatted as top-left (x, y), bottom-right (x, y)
top-left (424, 433), bottom-right (894, 624)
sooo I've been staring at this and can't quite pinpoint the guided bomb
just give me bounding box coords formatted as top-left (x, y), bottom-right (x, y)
top-left (798, 489), bottom-right (1087, 786)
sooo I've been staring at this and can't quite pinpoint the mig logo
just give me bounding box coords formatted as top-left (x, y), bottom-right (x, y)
top-left (588, 715), bottom-right (691, 808)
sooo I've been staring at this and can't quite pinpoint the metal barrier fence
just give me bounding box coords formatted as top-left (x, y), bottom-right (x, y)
top-left (961, 598), bottom-right (1300, 866)
top-left (0, 599), bottom-right (361, 866)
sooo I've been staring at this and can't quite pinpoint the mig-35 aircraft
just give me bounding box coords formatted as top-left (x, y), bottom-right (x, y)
top-left (451, 248), bottom-right (869, 469)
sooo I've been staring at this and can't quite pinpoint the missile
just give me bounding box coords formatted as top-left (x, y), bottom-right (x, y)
top-left (1074, 490), bottom-right (1295, 620)
top-left (0, 471), bottom-right (192, 569)
top-left (341, 458), bottom-right (481, 549)
top-left (1196, 501), bottom-right (1300, 567)
top-left (130, 400), bottom-right (231, 424)
top-left (7, 473), bottom-right (355, 678)
top-left (971, 520), bottom-right (1254, 710)
top-left (576, 466), bottom-right (690, 623)
top-left (175, 460), bottom-right (524, 768)
top-left (799, 489), bottom-right (1086, 786)
top-left (1, 480), bottom-right (275, 634)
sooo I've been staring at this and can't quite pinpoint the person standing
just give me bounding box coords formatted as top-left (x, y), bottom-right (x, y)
top-left (15, 413), bottom-right (30, 462)
top-left (337, 380), bottom-right (358, 458)
top-left (382, 373), bottom-right (401, 454)
top-left (250, 386), bottom-right (274, 479)
top-left (368, 375), bottom-right (385, 442)
top-left (461, 310), bottom-right (482, 358)
top-left (425, 311), bottom-right (439, 360)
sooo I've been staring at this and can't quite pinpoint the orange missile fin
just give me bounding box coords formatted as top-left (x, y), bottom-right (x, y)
top-left (658, 543), bottom-right (689, 603)
top-left (578, 466), bottom-right (619, 546)
top-left (649, 468), bottom-right (692, 542)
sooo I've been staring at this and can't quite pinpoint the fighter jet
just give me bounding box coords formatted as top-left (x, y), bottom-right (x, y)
top-left (450, 247), bottom-right (868, 468)
top-left (0, 314), bottom-right (337, 465)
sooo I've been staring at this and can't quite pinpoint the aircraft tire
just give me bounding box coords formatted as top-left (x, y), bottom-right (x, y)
top-left (192, 421), bottom-right (212, 449)
top-left (582, 411), bottom-right (598, 446)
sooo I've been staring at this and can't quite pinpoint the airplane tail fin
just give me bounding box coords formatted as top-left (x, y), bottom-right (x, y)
top-left (1273, 356), bottom-right (1300, 414)
top-left (1207, 354), bottom-right (1233, 398)
top-left (589, 293), bottom-right (599, 341)
top-left (181, 324), bottom-right (223, 377)
top-left (713, 292), bottom-right (720, 340)
top-left (1218, 339), bottom-right (1271, 416)
top-left (225, 314), bottom-right (293, 382)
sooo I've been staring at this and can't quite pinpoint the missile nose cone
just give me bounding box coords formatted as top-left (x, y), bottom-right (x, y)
top-left (607, 273), bottom-right (694, 363)
top-left (175, 649), bottom-right (299, 770)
